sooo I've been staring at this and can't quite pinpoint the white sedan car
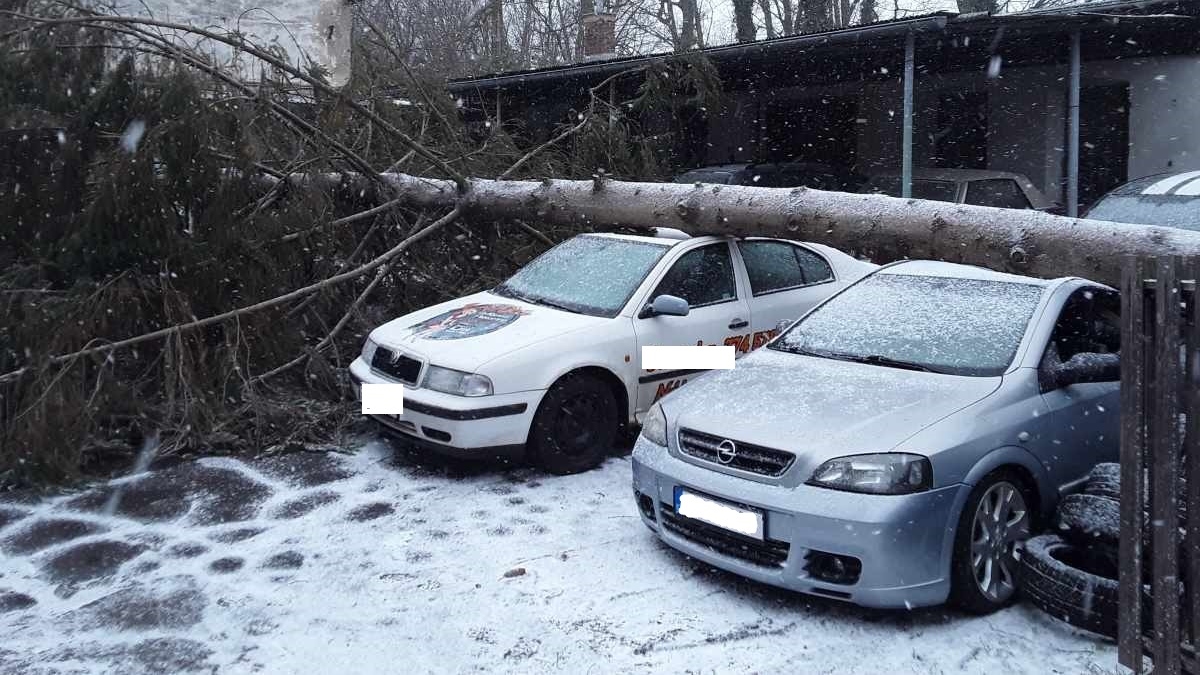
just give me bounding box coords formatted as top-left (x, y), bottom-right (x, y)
top-left (349, 230), bottom-right (875, 473)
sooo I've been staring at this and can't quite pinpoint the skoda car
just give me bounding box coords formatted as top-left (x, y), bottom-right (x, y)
top-left (632, 260), bottom-right (1120, 612)
top-left (350, 231), bottom-right (874, 474)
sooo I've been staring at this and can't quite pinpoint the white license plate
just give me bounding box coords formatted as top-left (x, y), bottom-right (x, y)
top-left (674, 487), bottom-right (764, 540)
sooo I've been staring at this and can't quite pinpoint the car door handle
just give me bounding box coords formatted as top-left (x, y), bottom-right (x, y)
top-left (728, 318), bottom-right (749, 329)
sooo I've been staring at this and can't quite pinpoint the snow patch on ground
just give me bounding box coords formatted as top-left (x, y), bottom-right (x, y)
top-left (1, 441), bottom-right (1115, 674)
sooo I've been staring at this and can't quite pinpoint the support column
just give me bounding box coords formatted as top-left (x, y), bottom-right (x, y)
top-left (1067, 29), bottom-right (1081, 217)
top-left (902, 30), bottom-right (915, 199)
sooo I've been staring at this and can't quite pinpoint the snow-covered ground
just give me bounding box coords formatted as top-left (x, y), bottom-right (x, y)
top-left (1, 440), bottom-right (1116, 674)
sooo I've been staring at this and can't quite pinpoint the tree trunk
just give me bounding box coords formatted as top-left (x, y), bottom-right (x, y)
top-left (733, 0), bottom-right (757, 43)
top-left (861, 0), bottom-right (877, 24)
top-left (956, 0), bottom-right (996, 13)
top-left (779, 0), bottom-right (794, 35)
top-left (759, 0), bottom-right (777, 38)
top-left (367, 173), bottom-right (1200, 287)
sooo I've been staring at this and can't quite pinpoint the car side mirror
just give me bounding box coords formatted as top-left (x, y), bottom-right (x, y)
top-left (640, 294), bottom-right (689, 319)
top-left (1054, 352), bottom-right (1120, 388)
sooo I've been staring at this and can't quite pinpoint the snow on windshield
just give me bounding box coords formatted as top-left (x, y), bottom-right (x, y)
top-left (776, 273), bottom-right (1045, 376)
top-left (495, 236), bottom-right (668, 317)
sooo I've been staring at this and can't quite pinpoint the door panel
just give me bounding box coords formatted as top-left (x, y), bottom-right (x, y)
top-left (734, 240), bottom-right (839, 352)
top-left (1033, 288), bottom-right (1122, 489)
top-left (633, 242), bottom-right (751, 411)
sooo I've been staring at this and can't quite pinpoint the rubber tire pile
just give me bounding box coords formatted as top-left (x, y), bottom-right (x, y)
top-left (1018, 464), bottom-right (1123, 637)
top-left (1018, 463), bottom-right (1188, 639)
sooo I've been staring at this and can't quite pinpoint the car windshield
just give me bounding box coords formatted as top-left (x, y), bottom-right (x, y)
top-left (1086, 196), bottom-right (1200, 231)
top-left (494, 235), bottom-right (669, 317)
top-left (865, 177), bottom-right (959, 202)
top-left (772, 273), bottom-right (1045, 376)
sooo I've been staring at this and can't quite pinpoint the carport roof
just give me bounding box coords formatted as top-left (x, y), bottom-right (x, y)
top-left (447, 0), bottom-right (1200, 94)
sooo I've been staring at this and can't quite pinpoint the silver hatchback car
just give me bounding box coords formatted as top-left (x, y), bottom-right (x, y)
top-left (631, 260), bottom-right (1121, 613)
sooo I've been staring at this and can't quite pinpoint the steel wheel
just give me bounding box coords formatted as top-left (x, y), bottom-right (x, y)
top-left (969, 481), bottom-right (1031, 604)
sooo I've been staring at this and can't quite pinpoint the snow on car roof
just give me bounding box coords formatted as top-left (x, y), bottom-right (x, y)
top-left (588, 232), bottom-right (679, 246)
top-left (880, 259), bottom-right (1057, 286)
top-left (1107, 170), bottom-right (1200, 197)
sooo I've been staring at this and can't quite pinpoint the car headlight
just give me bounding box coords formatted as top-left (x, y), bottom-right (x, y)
top-left (362, 337), bottom-right (378, 363)
top-left (422, 365), bottom-right (493, 397)
top-left (808, 453), bottom-right (932, 495)
top-left (641, 402), bottom-right (668, 446)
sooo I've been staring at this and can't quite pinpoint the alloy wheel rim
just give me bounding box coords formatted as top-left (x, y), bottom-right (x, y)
top-left (970, 481), bottom-right (1030, 603)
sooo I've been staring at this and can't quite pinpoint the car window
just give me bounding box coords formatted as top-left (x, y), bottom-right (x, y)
top-left (738, 241), bottom-right (805, 294)
top-left (494, 235), bottom-right (669, 317)
top-left (965, 179), bottom-right (1032, 209)
top-left (795, 248), bottom-right (834, 284)
top-left (1045, 288), bottom-right (1121, 363)
top-left (1086, 195), bottom-right (1200, 230)
top-left (773, 273), bottom-right (1045, 376)
top-left (653, 243), bottom-right (737, 307)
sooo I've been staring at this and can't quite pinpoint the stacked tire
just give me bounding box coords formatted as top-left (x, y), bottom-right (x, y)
top-left (1018, 463), bottom-right (1124, 638)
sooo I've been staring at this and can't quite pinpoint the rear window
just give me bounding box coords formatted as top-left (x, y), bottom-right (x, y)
top-left (1086, 196), bottom-right (1200, 231)
top-left (865, 177), bottom-right (958, 202)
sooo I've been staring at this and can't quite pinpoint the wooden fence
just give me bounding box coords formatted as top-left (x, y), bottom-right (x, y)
top-left (1119, 256), bottom-right (1198, 674)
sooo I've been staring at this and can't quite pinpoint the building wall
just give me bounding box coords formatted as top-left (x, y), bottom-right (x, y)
top-left (1090, 56), bottom-right (1200, 180)
top-left (703, 54), bottom-right (1200, 206)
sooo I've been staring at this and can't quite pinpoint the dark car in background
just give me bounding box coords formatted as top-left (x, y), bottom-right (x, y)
top-left (1084, 171), bottom-right (1200, 230)
top-left (673, 161), bottom-right (864, 193)
top-left (862, 168), bottom-right (1059, 212)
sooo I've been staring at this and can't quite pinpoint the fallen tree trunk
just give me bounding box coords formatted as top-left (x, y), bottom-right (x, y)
top-left (376, 173), bottom-right (1200, 286)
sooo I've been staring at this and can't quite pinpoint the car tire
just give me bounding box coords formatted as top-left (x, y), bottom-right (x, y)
top-left (1056, 493), bottom-right (1121, 547)
top-left (949, 469), bottom-right (1035, 614)
top-left (528, 373), bottom-right (618, 475)
top-left (1018, 534), bottom-right (1119, 638)
top-left (1083, 463), bottom-right (1122, 502)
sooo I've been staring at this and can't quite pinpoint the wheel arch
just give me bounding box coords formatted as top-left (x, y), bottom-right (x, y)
top-left (940, 445), bottom-right (1054, 601)
top-left (961, 446), bottom-right (1053, 522)
top-left (541, 365), bottom-right (630, 435)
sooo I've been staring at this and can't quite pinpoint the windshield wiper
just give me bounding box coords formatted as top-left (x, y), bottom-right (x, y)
top-left (850, 354), bottom-right (939, 373)
top-left (527, 296), bottom-right (584, 314)
top-left (776, 344), bottom-right (940, 373)
top-left (492, 286), bottom-right (583, 315)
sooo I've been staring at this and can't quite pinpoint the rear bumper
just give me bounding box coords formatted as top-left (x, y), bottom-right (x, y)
top-left (349, 357), bottom-right (543, 452)
top-left (631, 436), bottom-right (965, 609)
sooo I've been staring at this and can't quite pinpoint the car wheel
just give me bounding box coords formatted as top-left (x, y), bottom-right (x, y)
top-left (1018, 534), bottom-right (1119, 638)
top-left (950, 470), bottom-right (1033, 614)
top-left (1055, 493), bottom-right (1120, 547)
top-left (528, 374), bottom-right (618, 475)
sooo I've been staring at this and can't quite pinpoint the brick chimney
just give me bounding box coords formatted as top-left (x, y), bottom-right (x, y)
top-left (579, 0), bottom-right (616, 61)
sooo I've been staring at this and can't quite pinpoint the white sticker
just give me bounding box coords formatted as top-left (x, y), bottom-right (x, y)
top-left (361, 383), bottom-right (405, 415)
top-left (641, 345), bottom-right (735, 371)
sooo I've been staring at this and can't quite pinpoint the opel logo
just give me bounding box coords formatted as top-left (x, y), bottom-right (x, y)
top-left (389, 350), bottom-right (403, 364)
top-left (716, 439), bottom-right (738, 464)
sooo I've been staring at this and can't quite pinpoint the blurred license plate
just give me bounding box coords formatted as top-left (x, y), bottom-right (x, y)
top-left (674, 487), bottom-right (763, 540)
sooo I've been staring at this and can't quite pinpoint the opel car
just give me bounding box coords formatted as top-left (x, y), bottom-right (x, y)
top-left (632, 260), bottom-right (1120, 612)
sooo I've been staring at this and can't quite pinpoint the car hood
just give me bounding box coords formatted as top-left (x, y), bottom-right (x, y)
top-left (368, 291), bottom-right (609, 372)
top-left (663, 348), bottom-right (1001, 480)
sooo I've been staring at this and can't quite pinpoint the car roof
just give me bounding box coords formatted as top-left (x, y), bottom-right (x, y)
top-left (1099, 170), bottom-right (1200, 198)
top-left (677, 164), bottom-right (750, 174)
top-left (587, 232), bottom-right (683, 246)
top-left (868, 168), bottom-right (1032, 183)
top-left (879, 259), bottom-right (1061, 287)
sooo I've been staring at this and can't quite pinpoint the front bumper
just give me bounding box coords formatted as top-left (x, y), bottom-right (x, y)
top-left (349, 357), bottom-right (543, 453)
top-left (631, 436), bottom-right (966, 609)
